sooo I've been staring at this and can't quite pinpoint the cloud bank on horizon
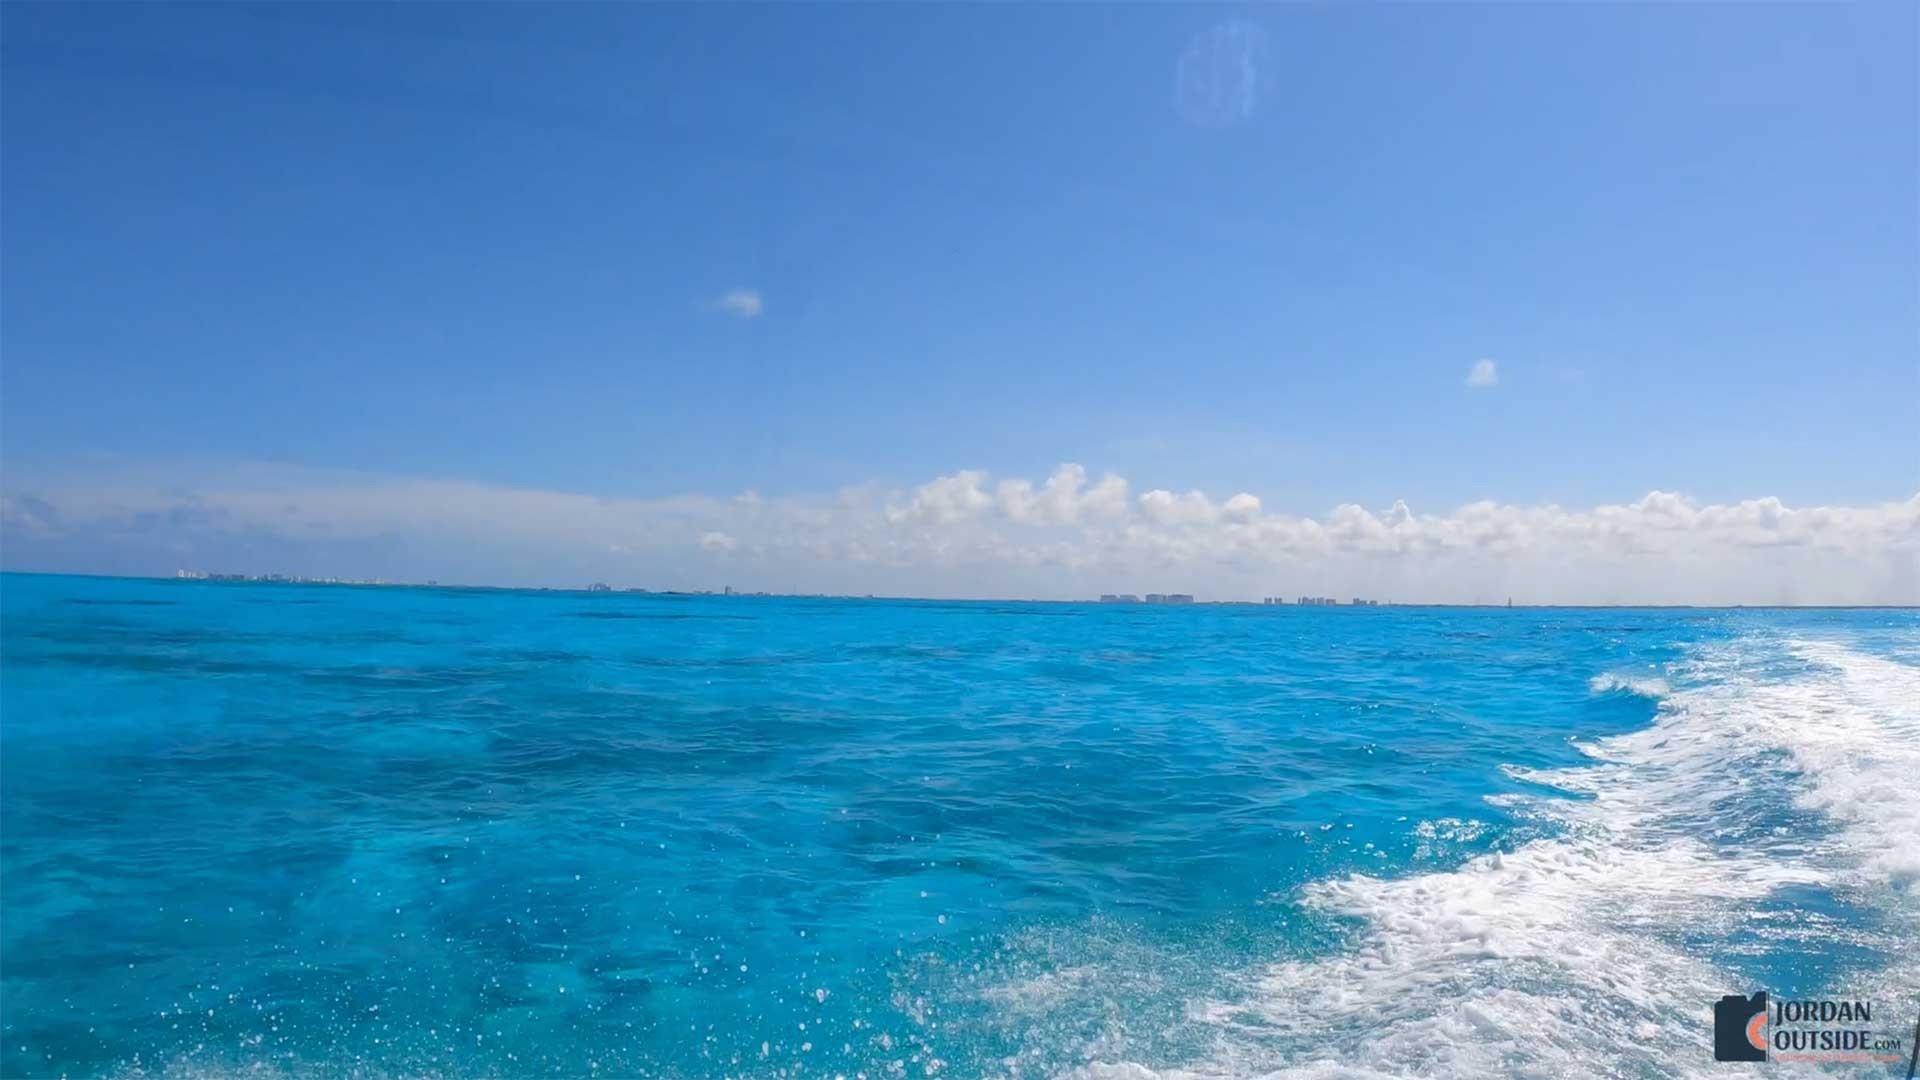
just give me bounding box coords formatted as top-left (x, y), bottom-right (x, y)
top-left (4, 461), bottom-right (1915, 605)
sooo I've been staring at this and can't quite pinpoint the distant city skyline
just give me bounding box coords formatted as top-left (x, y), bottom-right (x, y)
top-left (2, 4), bottom-right (1915, 602)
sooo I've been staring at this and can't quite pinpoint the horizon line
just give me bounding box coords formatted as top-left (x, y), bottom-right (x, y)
top-left (3, 570), bottom-right (1916, 612)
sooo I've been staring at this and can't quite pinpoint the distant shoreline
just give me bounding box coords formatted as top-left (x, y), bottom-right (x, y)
top-left (2, 570), bottom-right (1915, 610)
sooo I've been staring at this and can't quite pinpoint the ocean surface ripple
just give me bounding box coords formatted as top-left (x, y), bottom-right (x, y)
top-left (1, 575), bottom-right (1914, 1078)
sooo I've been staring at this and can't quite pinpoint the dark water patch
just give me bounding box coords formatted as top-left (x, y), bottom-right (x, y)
top-left (26, 623), bottom-right (266, 647)
top-left (571, 610), bottom-right (756, 622)
top-left (479, 647), bottom-right (587, 665)
top-left (299, 664), bottom-right (503, 691)
top-left (62, 597), bottom-right (178, 607)
top-left (37, 650), bottom-right (288, 678)
top-left (844, 641), bottom-right (977, 661)
top-left (619, 651), bottom-right (809, 670)
top-left (1029, 658), bottom-right (1125, 685)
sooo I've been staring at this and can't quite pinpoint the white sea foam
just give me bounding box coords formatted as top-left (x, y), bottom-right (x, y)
top-left (1586, 672), bottom-right (1671, 698)
top-left (981, 964), bottom-right (1101, 1014)
top-left (1071, 635), bottom-right (1920, 1079)
top-left (1743, 641), bottom-right (1920, 888)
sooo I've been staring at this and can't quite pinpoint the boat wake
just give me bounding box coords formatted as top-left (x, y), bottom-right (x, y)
top-left (1072, 634), bottom-right (1920, 1079)
top-left (1587, 672), bottom-right (1672, 699)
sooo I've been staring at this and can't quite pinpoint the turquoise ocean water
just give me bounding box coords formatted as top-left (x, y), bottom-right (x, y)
top-left (1, 573), bottom-right (1915, 1077)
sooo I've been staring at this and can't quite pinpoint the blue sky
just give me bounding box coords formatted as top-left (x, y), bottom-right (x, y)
top-left (2, 3), bottom-right (1916, 598)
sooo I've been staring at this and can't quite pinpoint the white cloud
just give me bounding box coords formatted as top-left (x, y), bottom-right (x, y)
top-left (1139, 489), bottom-right (1218, 526)
top-left (4, 460), bottom-right (1915, 605)
top-left (1222, 493), bottom-right (1263, 522)
top-left (1467, 358), bottom-right (1498, 387)
top-left (712, 289), bottom-right (762, 319)
top-left (997, 464), bottom-right (1129, 526)
top-left (888, 469), bottom-right (993, 524)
